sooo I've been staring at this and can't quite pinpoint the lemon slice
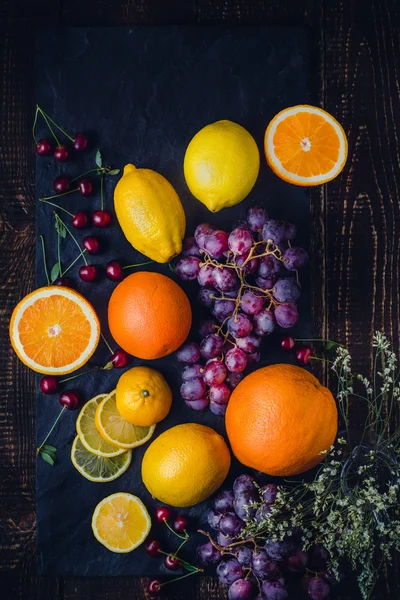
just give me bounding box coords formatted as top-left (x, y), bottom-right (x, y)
top-left (95, 390), bottom-right (155, 449)
top-left (76, 394), bottom-right (126, 457)
top-left (92, 492), bottom-right (151, 553)
top-left (71, 436), bottom-right (132, 482)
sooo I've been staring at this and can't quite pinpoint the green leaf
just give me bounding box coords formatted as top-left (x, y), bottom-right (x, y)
top-left (55, 218), bottom-right (67, 238)
top-left (41, 452), bottom-right (55, 466)
top-left (43, 444), bottom-right (57, 452)
top-left (42, 444), bottom-right (57, 459)
top-left (103, 361), bottom-right (114, 370)
top-left (95, 150), bottom-right (102, 168)
top-left (50, 263), bottom-right (60, 282)
top-left (324, 340), bottom-right (338, 351)
top-left (108, 169), bottom-right (120, 176)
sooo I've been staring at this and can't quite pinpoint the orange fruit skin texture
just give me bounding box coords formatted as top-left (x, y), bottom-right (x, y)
top-left (225, 364), bottom-right (338, 477)
top-left (108, 271), bottom-right (192, 360)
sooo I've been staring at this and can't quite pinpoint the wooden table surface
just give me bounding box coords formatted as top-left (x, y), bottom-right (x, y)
top-left (1, 1), bottom-right (399, 599)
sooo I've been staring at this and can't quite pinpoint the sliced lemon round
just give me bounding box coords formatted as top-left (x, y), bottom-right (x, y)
top-left (76, 394), bottom-right (126, 457)
top-left (95, 390), bottom-right (155, 450)
top-left (71, 436), bottom-right (132, 482)
top-left (92, 492), bottom-right (151, 553)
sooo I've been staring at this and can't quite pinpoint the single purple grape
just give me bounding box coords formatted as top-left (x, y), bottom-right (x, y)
top-left (260, 484), bottom-right (278, 504)
top-left (233, 474), bottom-right (257, 496)
top-left (284, 222), bottom-right (297, 240)
top-left (194, 223), bottom-right (214, 249)
top-left (210, 400), bottom-right (228, 416)
top-left (251, 550), bottom-right (280, 579)
top-left (213, 298), bottom-right (236, 321)
top-left (236, 546), bottom-right (253, 568)
top-left (228, 578), bottom-right (254, 600)
top-left (253, 309), bottom-right (276, 336)
top-left (213, 490), bottom-right (235, 513)
top-left (307, 577), bottom-right (330, 600)
top-left (234, 219), bottom-right (251, 230)
top-left (185, 397), bottom-right (209, 411)
top-left (203, 360), bottom-right (227, 385)
top-left (235, 252), bottom-right (258, 275)
top-left (198, 319), bottom-right (217, 337)
top-left (273, 278), bottom-right (301, 303)
top-left (182, 236), bottom-right (201, 257)
top-left (207, 508), bottom-right (222, 530)
top-left (265, 539), bottom-right (295, 561)
top-left (274, 303), bottom-right (299, 328)
top-left (234, 491), bottom-right (258, 521)
top-left (241, 291), bottom-right (264, 315)
top-left (204, 229), bottom-right (229, 258)
top-left (228, 313), bottom-right (253, 338)
top-left (198, 263), bottom-right (215, 287)
top-left (247, 205), bottom-right (268, 232)
top-left (198, 287), bottom-right (216, 308)
top-left (197, 541), bottom-right (222, 566)
top-left (228, 228), bottom-right (253, 255)
top-left (219, 512), bottom-right (244, 537)
top-left (236, 334), bottom-right (261, 353)
top-left (200, 334), bottom-right (224, 359)
top-left (225, 347), bottom-right (247, 373)
top-left (176, 341), bottom-right (201, 364)
top-left (212, 267), bottom-right (239, 292)
top-left (282, 247), bottom-right (308, 271)
top-left (285, 548), bottom-right (308, 572)
top-left (226, 371), bottom-right (244, 389)
top-left (175, 256), bottom-right (201, 280)
top-left (180, 378), bottom-right (207, 400)
top-left (255, 275), bottom-right (276, 290)
top-left (258, 254), bottom-right (281, 278)
top-left (216, 558), bottom-right (244, 585)
top-left (209, 383), bottom-right (231, 405)
top-left (217, 531), bottom-right (235, 547)
top-left (262, 220), bottom-right (287, 245)
top-left (260, 579), bottom-right (288, 600)
top-left (182, 364), bottom-right (204, 381)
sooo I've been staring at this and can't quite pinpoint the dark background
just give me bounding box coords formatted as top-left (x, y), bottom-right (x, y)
top-left (1, 0), bottom-right (399, 599)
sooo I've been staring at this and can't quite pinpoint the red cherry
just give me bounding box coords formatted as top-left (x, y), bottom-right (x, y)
top-left (111, 349), bottom-right (129, 368)
top-left (148, 579), bottom-right (163, 596)
top-left (36, 138), bottom-right (53, 156)
top-left (79, 265), bottom-right (98, 282)
top-left (295, 346), bottom-right (312, 365)
top-left (145, 539), bottom-right (161, 558)
top-left (59, 390), bottom-right (80, 410)
top-left (106, 260), bottom-right (124, 282)
top-left (281, 336), bottom-right (295, 351)
top-left (77, 178), bottom-right (93, 197)
top-left (164, 555), bottom-right (181, 571)
top-left (40, 375), bottom-right (58, 394)
top-left (72, 211), bottom-right (89, 229)
top-left (53, 176), bottom-right (70, 194)
top-left (83, 236), bottom-right (100, 254)
top-left (155, 506), bottom-right (172, 523)
top-left (92, 210), bottom-right (112, 228)
top-left (73, 133), bottom-right (89, 152)
top-left (54, 144), bottom-right (70, 162)
top-left (53, 276), bottom-right (72, 287)
top-left (173, 515), bottom-right (189, 534)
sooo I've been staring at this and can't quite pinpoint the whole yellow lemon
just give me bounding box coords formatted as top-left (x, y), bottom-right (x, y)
top-left (184, 120), bottom-right (260, 212)
top-left (141, 423), bottom-right (231, 507)
top-left (114, 164), bottom-right (186, 263)
top-left (116, 366), bottom-right (172, 427)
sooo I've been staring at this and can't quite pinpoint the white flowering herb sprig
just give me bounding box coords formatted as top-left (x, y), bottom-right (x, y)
top-left (242, 332), bottom-right (400, 600)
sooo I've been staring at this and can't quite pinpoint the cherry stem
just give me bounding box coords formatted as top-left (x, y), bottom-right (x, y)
top-left (62, 249), bottom-right (87, 276)
top-left (172, 537), bottom-right (188, 559)
top-left (310, 356), bottom-right (333, 364)
top-left (101, 333), bottom-right (114, 354)
top-left (294, 338), bottom-right (344, 347)
top-left (55, 213), bottom-right (88, 265)
top-left (39, 198), bottom-right (74, 217)
top-left (157, 549), bottom-right (200, 572)
top-left (43, 111), bottom-right (75, 142)
top-left (60, 367), bottom-right (100, 383)
top-left (37, 406), bottom-right (66, 454)
top-left (32, 106), bottom-right (39, 143)
top-left (36, 105), bottom-right (60, 147)
top-left (100, 173), bottom-right (104, 210)
top-left (123, 260), bottom-right (154, 269)
top-left (163, 518), bottom-right (188, 541)
top-left (159, 570), bottom-right (201, 587)
top-left (71, 167), bottom-right (107, 182)
top-left (39, 234), bottom-right (50, 286)
top-left (40, 188), bottom-right (77, 201)
top-left (57, 229), bottom-right (62, 277)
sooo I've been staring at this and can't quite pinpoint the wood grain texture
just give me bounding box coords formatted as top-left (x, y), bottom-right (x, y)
top-left (0, 0), bottom-right (399, 598)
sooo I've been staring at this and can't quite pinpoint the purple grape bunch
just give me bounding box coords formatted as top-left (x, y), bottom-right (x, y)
top-left (175, 206), bottom-right (308, 414)
top-left (197, 474), bottom-right (341, 600)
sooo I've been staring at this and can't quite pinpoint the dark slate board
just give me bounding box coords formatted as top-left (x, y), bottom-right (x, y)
top-left (35, 26), bottom-right (311, 576)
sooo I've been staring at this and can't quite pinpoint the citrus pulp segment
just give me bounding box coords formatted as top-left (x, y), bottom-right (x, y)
top-left (71, 436), bottom-right (132, 482)
top-left (76, 394), bottom-right (126, 457)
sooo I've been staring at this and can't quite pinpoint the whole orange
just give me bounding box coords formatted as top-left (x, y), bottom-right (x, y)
top-left (108, 272), bottom-right (192, 360)
top-left (225, 364), bottom-right (338, 476)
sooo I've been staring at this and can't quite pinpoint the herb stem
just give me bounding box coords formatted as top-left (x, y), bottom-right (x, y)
top-left (37, 406), bottom-right (66, 454)
top-left (39, 234), bottom-right (50, 286)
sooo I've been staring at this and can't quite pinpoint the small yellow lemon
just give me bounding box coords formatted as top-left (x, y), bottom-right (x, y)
top-left (116, 366), bottom-right (172, 427)
top-left (184, 120), bottom-right (260, 212)
top-left (114, 164), bottom-right (186, 263)
top-left (141, 423), bottom-right (231, 507)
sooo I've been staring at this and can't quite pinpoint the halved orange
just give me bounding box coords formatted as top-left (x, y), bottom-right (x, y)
top-left (9, 286), bottom-right (100, 375)
top-left (265, 105), bottom-right (348, 186)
